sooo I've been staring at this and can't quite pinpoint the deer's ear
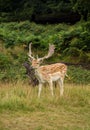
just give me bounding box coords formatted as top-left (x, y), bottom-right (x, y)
top-left (28, 57), bottom-right (33, 62)
top-left (36, 55), bottom-right (39, 59)
top-left (38, 58), bottom-right (43, 64)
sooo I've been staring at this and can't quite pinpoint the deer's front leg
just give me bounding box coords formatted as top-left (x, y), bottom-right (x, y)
top-left (38, 83), bottom-right (42, 98)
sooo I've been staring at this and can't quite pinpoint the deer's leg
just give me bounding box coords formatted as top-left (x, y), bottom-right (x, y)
top-left (38, 83), bottom-right (42, 98)
top-left (58, 78), bottom-right (64, 96)
top-left (49, 81), bottom-right (54, 96)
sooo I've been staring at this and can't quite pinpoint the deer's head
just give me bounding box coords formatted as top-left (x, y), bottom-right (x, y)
top-left (28, 42), bottom-right (55, 68)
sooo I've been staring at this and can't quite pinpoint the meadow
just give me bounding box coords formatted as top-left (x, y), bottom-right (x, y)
top-left (0, 82), bottom-right (90, 130)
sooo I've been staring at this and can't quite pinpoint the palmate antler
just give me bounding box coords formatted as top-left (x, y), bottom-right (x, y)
top-left (28, 42), bottom-right (35, 60)
top-left (38, 44), bottom-right (55, 61)
top-left (28, 43), bottom-right (55, 61)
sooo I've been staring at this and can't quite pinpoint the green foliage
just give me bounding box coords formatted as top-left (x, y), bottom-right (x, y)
top-left (68, 66), bottom-right (90, 84)
top-left (0, 53), bottom-right (11, 69)
top-left (63, 47), bottom-right (80, 57)
top-left (0, 21), bottom-right (89, 53)
top-left (0, 21), bottom-right (90, 84)
top-left (70, 0), bottom-right (90, 20)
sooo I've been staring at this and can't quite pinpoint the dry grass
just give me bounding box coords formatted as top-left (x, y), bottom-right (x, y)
top-left (0, 81), bottom-right (90, 130)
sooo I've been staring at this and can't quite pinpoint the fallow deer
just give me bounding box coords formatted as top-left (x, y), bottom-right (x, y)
top-left (28, 43), bottom-right (67, 97)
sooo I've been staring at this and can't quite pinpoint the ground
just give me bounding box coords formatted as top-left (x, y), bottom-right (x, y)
top-left (0, 83), bottom-right (90, 130)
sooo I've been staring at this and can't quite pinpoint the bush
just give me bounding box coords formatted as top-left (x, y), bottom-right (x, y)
top-left (0, 21), bottom-right (90, 84)
top-left (63, 47), bottom-right (80, 57)
top-left (0, 53), bottom-right (12, 69)
top-left (68, 66), bottom-right (90, 85)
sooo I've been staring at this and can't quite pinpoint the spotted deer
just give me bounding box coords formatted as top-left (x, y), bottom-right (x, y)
top-left (28, 43), bottom-right (67, 97)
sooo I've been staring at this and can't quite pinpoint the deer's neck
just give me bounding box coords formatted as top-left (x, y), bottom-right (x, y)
top-left (34, 67), bottom-right (44, 83)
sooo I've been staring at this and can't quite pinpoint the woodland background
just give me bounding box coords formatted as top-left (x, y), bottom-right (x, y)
top-left (0, 0), bottom-right (90, 84)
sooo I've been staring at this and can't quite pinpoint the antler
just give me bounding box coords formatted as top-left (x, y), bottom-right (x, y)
top-left (28, 43), bottom-right (55, 62)
top-left (28, 42), bottom-right (35, 60)
top-left (38, 44), bottom-right (55, 61)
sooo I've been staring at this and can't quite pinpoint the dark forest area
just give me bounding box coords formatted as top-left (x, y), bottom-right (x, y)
top-left (0, 0), bottom-right (90, 23)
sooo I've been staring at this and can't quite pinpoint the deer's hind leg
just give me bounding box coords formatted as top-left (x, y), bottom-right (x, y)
top-left (49, 80), bottom-right (54, 96)
top-left (58, 78), bottom-right (64, 96)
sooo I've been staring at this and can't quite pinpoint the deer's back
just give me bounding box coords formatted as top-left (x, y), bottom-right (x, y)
top-left (39, 63), bottom-right (67, 74)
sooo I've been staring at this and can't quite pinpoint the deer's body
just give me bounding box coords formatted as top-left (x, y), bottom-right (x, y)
top-left (28, 43), bottom-right (67, 97)
top-left (34, 63), bottom-right (67, 82)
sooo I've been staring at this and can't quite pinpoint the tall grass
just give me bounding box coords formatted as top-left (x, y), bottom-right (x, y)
top-left (0, 82), bottom-right (90, 130)
top-left (0, 81), bottom-right (90, 112)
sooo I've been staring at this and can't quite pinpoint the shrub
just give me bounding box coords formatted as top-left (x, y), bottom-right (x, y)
top-left (63, 47), bottom-right (80, 57)
top-left (0, 21), bottom-right (90, 83)
top-left (0, 53), bottom-right (12, 69)
top-left (68, 66), bottom-right (90, 84)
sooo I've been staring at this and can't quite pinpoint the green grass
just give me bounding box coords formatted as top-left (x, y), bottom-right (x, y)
top-left (0, 82), bottom-right (90, 130)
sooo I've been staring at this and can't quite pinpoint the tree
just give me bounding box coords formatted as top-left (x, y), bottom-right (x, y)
top-left (70, 0), bottom-right (90, 20)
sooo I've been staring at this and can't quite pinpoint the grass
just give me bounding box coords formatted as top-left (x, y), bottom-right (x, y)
top-left (0, 82), bottom-right (90, 130)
